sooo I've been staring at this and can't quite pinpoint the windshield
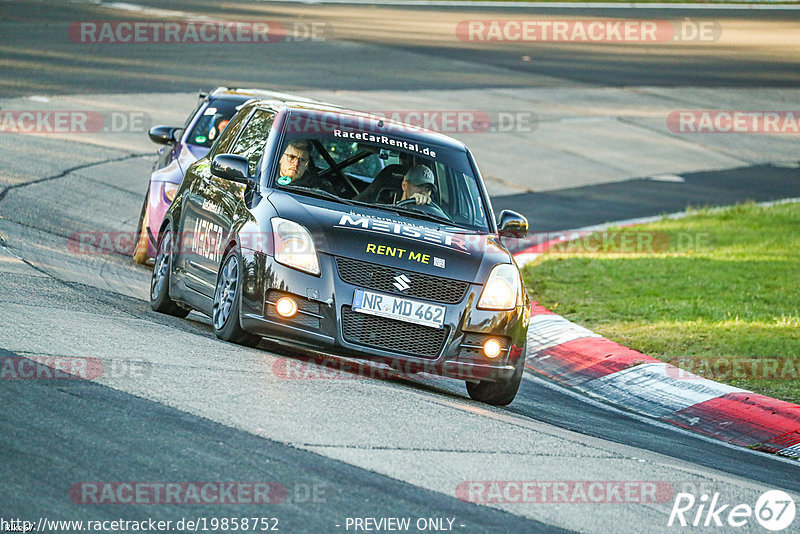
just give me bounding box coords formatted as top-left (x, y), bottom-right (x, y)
top-left (272, 118), bottom-right (491, 232)
top-left (186, 99), bottom-right (243, 148)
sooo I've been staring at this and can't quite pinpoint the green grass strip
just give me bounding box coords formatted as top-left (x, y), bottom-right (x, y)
top-left (522, 201), bottom-right (800, 404)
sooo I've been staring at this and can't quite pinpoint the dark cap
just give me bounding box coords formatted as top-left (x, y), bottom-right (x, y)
top-left (404, 165), bottom-right (435, 188)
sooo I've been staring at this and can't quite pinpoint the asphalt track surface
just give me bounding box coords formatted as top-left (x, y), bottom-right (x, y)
top-left (3, 0), bottom-right (800, 96)
top-left (2, 1), bottom-right (799, 533)
top-left (493, 163), bottom-right (800, 234)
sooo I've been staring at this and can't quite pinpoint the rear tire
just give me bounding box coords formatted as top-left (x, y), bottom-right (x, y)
top-left (466, 343), bottom-right (526, 406)
top-left (212, 248), bottom-right (261, 348)
top-left (133, 188), bottom-right (151, 265)
top-left (150, 228), bottom-right (190, 317)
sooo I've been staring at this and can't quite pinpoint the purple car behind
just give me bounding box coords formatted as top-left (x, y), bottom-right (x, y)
top-left (134, 86), bottom-right (325, 264)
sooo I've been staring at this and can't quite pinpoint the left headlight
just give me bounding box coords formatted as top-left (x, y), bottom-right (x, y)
top-left (163, 182), bottom-right (180, 203)
top-left (477, 263), bottom-right (521, 311)
top-left (271, 217), bottom-right (320, 276)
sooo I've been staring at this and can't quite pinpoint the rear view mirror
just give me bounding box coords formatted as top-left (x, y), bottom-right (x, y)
top-left (148, 126), bottom-right (181, 145)
top-left (211, 154), bottom-right (250, 184)
top-left (356, 143), bottom-right (381, 154)
top-left (498, 210), bottom-right (529, 239)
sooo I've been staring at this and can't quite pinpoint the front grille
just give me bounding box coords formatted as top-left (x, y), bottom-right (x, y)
top-left (335, 257), bottom-right (468, 304)
top-left (265, 290), bottom-right (321, 330)
top-left (341, 306), bottom-right (448, 359)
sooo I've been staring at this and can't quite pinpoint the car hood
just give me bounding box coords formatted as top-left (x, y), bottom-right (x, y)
top-left (267, 190), bottom-right (513, 284)
top-left (178, 144), bottom-right (210, 175)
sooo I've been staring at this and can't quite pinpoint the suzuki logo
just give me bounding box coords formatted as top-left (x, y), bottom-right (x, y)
top-left (392, 274), bottom-right (411, 292)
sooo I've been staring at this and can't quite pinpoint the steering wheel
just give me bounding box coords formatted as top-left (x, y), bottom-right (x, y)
top-left (395, 198), bottom-right (449, 220)
top-left (310, 140), bottom-right (361, 196)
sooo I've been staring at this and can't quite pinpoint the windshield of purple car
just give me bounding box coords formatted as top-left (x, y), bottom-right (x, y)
top-left (186, 99), bottom-right (242, 148)
top-left (272, 130), bottom-right (490, 232)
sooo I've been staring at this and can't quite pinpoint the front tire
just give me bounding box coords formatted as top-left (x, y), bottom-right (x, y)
top-left (150, 228), bottom-right (190, 317)
top-left (466, 344), bottom-right (526, 406)
top-left (212, 248), bottom-right (261, 348)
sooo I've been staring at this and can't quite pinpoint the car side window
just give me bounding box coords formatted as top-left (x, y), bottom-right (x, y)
top-left (209, 106), bottom-right (252, 157)
top-left (230, 109), bottom-right (275, 175)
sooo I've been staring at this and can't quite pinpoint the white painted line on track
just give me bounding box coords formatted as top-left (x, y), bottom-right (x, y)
top-left (648, 173), bottom-right (686, 183)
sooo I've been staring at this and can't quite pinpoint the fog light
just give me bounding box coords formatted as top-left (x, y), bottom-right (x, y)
top-left (483, 339), bottom-right (502, 359)
top-left (275, 297), bottom-right (298, 318)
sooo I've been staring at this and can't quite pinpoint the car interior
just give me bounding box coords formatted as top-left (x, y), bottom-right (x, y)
top-left (275, 138), bottom-right (488, 231)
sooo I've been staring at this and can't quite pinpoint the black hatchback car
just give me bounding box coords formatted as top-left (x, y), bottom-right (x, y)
top-left (150, 98), bottom-right (531, 405)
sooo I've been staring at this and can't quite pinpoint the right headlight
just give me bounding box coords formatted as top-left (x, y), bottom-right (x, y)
top-left (271, 217), bottom-right (320, 276)
top-left (478, 264), bottom-right (521, 311)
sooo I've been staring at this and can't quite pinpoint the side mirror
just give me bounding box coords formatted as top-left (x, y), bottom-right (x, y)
top-left (498, 210), bottom-right (529, 239)
top-left (148, 126), bottom-right (181, 145)
top-left (211, 154), bottom-right (251, 184)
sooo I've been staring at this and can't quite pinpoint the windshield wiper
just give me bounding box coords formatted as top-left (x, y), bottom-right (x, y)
top-left (380, 204), bottom-right (454, 227)
top-left (368, 202), bottom-right (410, 218)
top-left (281, 185), bottom-right (354, 206)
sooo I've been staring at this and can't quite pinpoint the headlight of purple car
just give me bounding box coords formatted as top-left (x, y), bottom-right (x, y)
top-left (163, 183), bottom-right (180, 203)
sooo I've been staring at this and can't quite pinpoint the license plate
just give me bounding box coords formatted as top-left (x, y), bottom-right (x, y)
top-left (352, 289), bottom-right (445, 329)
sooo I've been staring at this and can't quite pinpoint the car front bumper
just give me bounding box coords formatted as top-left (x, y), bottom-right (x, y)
top-left (238, 250), bottom-right (529, 383)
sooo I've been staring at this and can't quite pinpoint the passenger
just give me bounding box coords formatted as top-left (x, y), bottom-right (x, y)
top-left (399, 165), bottom-right (435, 205)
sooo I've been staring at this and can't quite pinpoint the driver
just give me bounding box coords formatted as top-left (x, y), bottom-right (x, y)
top-left (277, 139), bottom-right (338, 194)
top-left (277, 140), bottom-right (311, 185)
top-left (399, 165), bottom-right (435, 205)
top-left (208, 116), bottom-right (230, 143)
